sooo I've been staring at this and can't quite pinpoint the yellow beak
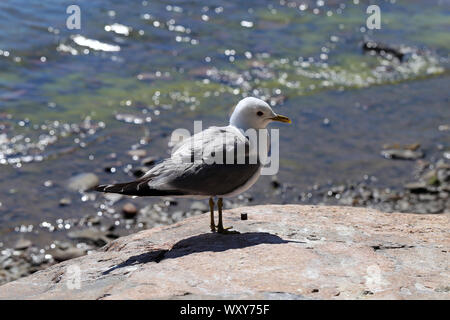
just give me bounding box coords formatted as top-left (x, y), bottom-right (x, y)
top-left (271, 114), bottom-right (292, 124)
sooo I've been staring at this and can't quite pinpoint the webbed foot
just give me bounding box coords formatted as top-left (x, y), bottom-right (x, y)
top-left (217, 225), bottom-right (239, 234)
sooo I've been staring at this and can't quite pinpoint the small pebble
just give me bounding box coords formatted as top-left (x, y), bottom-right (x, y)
top-left (14, 238), bottom-right (32, 250)
top-left (59, 198), bottom-right (72, 207)
top-left (122, 203), bottom-right (138, 219)
top-left (127, 149), bottom-right (147, 158)
top-left (132, 166), bottom-right (150, 178)
top-left (141, 156), bottom-right (157, 166)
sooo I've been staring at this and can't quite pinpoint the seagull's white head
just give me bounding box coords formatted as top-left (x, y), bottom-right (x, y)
top-left (229, 97), bottom-right (291, 130)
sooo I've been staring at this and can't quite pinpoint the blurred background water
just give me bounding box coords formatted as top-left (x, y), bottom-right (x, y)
top-left (0, 0), bottom-right (448, 249)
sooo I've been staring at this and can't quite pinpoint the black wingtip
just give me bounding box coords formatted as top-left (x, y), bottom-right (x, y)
top-left (89, 184), bottom-right (108, 192)
top-left (90, 180), bottom-right (185, 197)
top-left (90, 181), bottom-right (144, 195)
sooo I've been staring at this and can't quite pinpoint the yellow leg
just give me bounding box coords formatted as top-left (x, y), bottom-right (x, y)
top-left (217, 198), bottom-right (239, 234)
top-left (209, 198), bottom-right (216, 232)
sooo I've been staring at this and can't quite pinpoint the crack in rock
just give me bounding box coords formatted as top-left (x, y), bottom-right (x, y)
top-left (371, 244), bottom-right (415, 251)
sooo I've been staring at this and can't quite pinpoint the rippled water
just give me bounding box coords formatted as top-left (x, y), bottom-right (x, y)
top-left (0, 0), bottom-right (449, 246)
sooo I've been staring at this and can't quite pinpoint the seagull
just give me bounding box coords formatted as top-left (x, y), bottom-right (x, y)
top-left (94, 97), bottom-right (291, 234)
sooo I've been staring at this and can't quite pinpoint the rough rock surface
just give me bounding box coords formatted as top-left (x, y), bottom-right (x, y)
top-left (0, 205), bottom-right (448, 300)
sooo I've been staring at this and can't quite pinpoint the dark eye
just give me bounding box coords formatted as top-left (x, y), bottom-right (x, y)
top-left (257, 111), bottom-right (264, 117)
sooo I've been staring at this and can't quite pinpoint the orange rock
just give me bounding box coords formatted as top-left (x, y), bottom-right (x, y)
top-left (0, 205), bottom-right (448, 300)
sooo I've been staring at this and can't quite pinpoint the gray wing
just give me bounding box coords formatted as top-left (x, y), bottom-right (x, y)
top-left (95, 126), bottom-right (260, 196)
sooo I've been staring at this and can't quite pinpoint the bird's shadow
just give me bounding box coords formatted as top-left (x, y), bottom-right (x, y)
top-left (102, 232), bottom-right (300, 275)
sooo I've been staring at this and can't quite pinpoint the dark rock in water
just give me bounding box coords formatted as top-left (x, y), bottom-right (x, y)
top-left (29, 253), bottom-right (46, 267)
top-left (362, 40), bottom-right (405, 61)
top-left (68, 228), bottom-right (115, 247)
top-left (382, 143), bottom-right (421, 151)
top-left (132, 166), bottom-right (150, 178)
top-left (104, 166), bottom-right (117, 174)
top-left (127, 149), bottom-right (147, 158)
top-left (322, 118), bottom-right (331, 126)
top-left (422, 170), bottom-right (439, 186)
top-left (413, 200), bottom-right (446, 214)
top-left (67, 173), bottom-right (100, 192)
top-left (381, 149), bottom-right (424, 160)
top-left (49, 247), bottom-right (86, 262)
top-left (122, 203), bottom-right (138, 219)
top-left (330, 185), bottom-right (346, 194)
top-left (439, 191), bottom-right (449, 199)
top-left (404, 182), bottom-right (428, 193)
top-left (271, 176), bottom-right (281, 189)
top-left (141, 156), bottom-right (157, 166)
top-left (418, 194), bottom-right (437, 201)
top-left (83, 215), bottom-right (101, 226)
top-left (59, 197), bottom-right (72, 207)
top-left (14, 239), bottom-right (32, 250)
